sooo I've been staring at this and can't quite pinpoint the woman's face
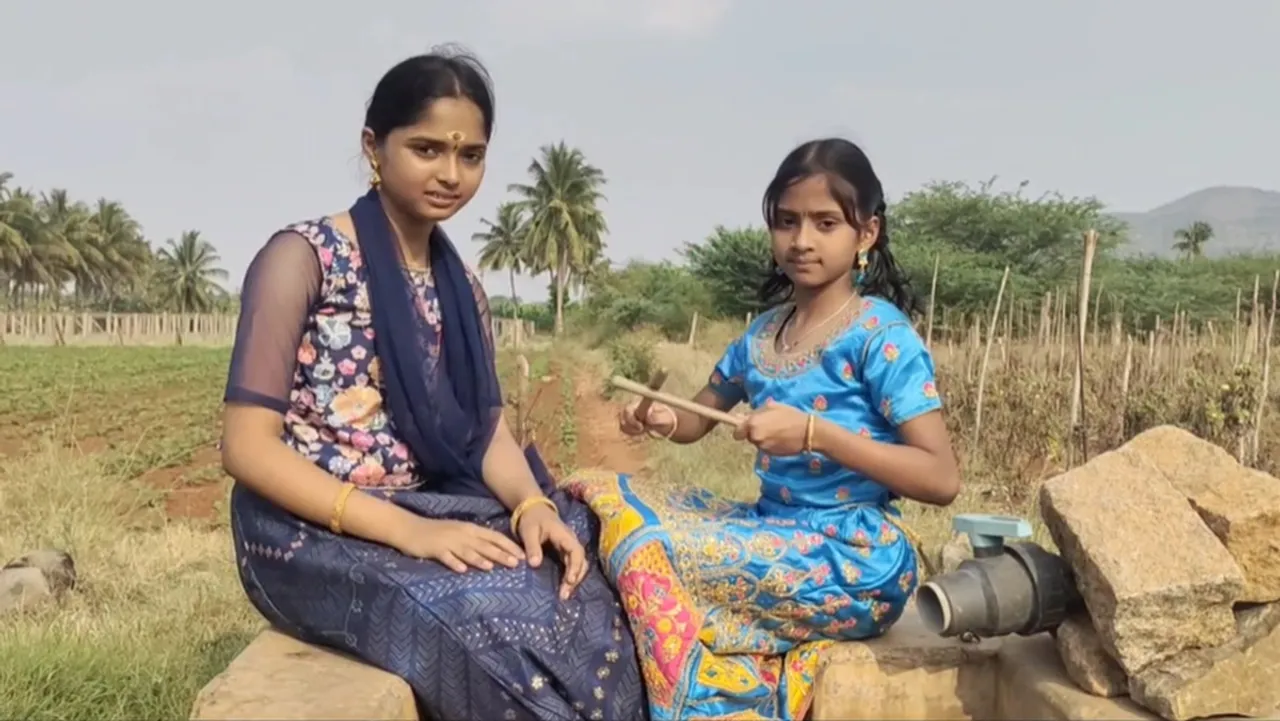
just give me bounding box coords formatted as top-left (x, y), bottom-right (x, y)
top-left (770, 173), bottom-right (877, 291)
top-left (364, 96), bottom-right (488, 223)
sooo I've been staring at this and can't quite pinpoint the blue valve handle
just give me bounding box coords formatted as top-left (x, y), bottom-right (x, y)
top-left (952, 513), bottom-right (1033, 554)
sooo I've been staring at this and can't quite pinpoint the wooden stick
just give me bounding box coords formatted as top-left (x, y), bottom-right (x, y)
top-left (609, 376), bottom-right (742, 427)
top-left (633, 369), bottom-right (669, 420)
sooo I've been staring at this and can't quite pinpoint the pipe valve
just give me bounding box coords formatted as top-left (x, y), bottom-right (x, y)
top-left (917, 514), bottom-right (1080, 639)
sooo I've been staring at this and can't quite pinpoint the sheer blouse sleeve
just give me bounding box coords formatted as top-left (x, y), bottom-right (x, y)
top-left (223, 231), bottom-right (321, 414)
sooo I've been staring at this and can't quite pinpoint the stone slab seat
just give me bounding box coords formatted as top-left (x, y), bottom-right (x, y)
top-left (191, 607), bottom-right (1160, 720)
top-left (189, 627), bottom-right (416, 721)
top-left (809, 605), bottom-right (1159, 721)
top-left (995, 635), bottom-right (1156, 721)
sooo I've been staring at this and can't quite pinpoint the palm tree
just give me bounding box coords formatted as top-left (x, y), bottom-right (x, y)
top-left (508, 142), bottom-right (608, 335)
top-left (472, 201), bottom-right (528, 318)
top-left (153, 231), bottom-right (228, 313)
top-left (1, 170), bottom-right (232, 313)
top-left (39, 189), bottom-right (96, 304)
top-left (86, 199), bottom-right (151, 307)
top-left (0, 173), bottom-right (32, 299)
top-left (1173, 221), bottom-right (1214, 260)
top-left (5, 188), bottom-right (78, 307)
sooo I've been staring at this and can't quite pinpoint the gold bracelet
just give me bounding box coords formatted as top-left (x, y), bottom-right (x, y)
top-left (804, 414), bottom-right (816, 454)
top-left (510, 495), bottom-right (558, 536)
top-left (645, 405), bottom-right (679, 441)
top-left (329, 482), bottom-right (358, 535)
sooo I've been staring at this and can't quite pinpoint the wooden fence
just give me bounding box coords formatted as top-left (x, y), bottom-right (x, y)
top-left (0, 311), bottom-right (536, 347)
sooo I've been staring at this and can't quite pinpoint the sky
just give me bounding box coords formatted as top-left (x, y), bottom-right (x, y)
top-left (2, 0), bottom-right (1277, 300)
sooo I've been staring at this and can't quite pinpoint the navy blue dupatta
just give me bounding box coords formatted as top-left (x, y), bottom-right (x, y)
top-left (348, 189), bottom-right (503, 496)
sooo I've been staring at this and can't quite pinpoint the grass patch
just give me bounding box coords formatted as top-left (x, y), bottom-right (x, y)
top-left (0, 440), bottom-right (260, 720)
top-left (0, 344), bottom-right (566, 719)
top-left (1, 326), bottom-right (1273, 717)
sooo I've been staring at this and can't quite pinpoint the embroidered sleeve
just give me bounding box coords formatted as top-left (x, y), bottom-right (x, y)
top-left (860, 321), bottom-right (942, 426)
top-left (224, 231), bottom-right (321, 414)
top-left (707, 332), bottom-right (749, 406)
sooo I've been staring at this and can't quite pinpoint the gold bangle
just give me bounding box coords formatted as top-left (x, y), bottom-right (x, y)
top-left (645, 405), bottom-right (679, 441)
top-left (662, 409), bottom-right (679, 441)
top-left (510, 495), bottom-right (558, 536)
top-left (804, 414), bottom-right (816, 454)
top-left (329, 482), bottom-right (358, 535)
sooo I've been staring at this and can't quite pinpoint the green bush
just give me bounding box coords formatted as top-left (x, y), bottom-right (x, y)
top-left (604, 334), bottom-right (657, 395)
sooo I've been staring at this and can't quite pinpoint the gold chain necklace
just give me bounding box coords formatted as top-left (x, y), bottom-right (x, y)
top-left (779, 294), bottom-right (857, 353)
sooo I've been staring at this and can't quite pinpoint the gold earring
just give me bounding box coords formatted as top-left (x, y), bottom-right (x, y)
top-left (369, 158), bottom-right (382, 189)
top-left (857, 250), bottom-right (869, 269)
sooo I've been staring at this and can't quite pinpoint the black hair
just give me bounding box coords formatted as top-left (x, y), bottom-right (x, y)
top-left (758, 138), bottom-right (920, 317)
top-left (365, 45), bottom-right (495, 142)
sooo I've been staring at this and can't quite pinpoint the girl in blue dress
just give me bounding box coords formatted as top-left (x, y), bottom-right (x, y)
top-left (220, 50), bottom-right (645, 721)
top-left (567, 137), bottom-right (962, 720)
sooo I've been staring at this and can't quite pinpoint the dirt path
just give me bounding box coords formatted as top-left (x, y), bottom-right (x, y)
top-left (572, 371), bottom-right (648, 476)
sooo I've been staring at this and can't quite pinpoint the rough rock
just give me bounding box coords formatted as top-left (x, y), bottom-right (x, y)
top-left (998, 635), bottom-right (1160, 720)
top-left (1054, 613), bottom-right (1128, 697)
top-left (4, 549), bottom-right (77, 591)
top-left (0, 549), bottom-right (76, 615)
top-left (1121, 425), bottom-right (1280, 603)
top-left (1, 567), bottom-right (54, 614)
top-left (191, 628), bottom-right (416, 720)
top-left (1039, 449), bottom-right (1244, 674)
top-left (1128, 602), bottom-right (1280, 721)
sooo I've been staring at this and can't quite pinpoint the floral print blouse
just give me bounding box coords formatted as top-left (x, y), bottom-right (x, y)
top-left (223, 218), bottom-right (492, 491)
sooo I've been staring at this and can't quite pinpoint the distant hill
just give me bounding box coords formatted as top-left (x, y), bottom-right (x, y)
top-left (1110, 186), bottom-right (1280, 258)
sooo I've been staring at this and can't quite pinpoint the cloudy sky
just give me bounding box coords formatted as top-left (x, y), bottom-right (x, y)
top-left (2, 1), bottom-right (1277, 299)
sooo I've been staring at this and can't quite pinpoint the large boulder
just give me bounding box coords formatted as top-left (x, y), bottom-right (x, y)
top-left (1121, 425), bottom-right (1280, 603)
top-left (1128, 601), bottom-right (1280, 720)
top-left (1039, 448), bottom-right (1243, 674)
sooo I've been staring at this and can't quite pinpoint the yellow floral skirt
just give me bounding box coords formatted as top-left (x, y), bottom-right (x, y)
top-left (565, 471), bottom-right (919, 720)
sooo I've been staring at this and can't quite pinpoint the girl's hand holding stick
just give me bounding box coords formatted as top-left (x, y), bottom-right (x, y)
top-left (610, 375), bottom-right (744, 429)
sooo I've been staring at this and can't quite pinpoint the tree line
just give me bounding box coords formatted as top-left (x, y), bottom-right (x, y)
top-left (7, 151), bottom-right (1272, 332)
top-left (1, 139), bottom-right (615, 323)
top-left (536, 179), bottom-right (1279, 339)
top-left (0, 172), bottom-right (229, 313)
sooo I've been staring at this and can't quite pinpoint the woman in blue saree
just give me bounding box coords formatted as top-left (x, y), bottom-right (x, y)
top-left (219, 50), bottom-right (645, 721)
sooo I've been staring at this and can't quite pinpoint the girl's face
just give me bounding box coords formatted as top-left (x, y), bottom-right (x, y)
top-left (362, 96), bottom-right (488, 223)
top-left (770, 174), bottom-right (878, 292)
